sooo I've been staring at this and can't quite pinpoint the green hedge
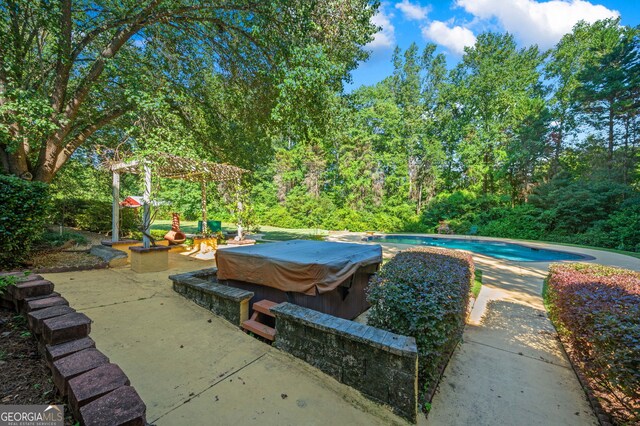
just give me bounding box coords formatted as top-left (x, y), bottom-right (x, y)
top-left (366, 247), bottom-right (474, 406)
top-left (0, 175), bottom-right (50, 268)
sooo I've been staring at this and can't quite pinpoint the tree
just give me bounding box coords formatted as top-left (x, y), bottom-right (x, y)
top-left (574, 23), bottom-right (640, 169)
top-left (453, 32), bottom-right (546, 198)
top-left (0, 0), bottom-right (377, 182)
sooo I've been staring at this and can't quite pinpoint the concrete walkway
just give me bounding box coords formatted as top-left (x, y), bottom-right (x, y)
top-left (329, 233), bottom-right (640, 426)
top-left (42, 254), bottom-right (407, 426)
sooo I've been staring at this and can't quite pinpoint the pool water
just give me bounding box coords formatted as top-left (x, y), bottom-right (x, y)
top-left (371, 235), bottom-right (586, 262)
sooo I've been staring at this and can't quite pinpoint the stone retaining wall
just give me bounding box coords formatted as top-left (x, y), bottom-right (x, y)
top-left (271, 302), bottom-right (419, 423)
top-left (170, 268), bottom-right (419, 423)
top-left (169, 268), bottom-right (252, 325)
top-left (0, 272), bottom-right (146, 425)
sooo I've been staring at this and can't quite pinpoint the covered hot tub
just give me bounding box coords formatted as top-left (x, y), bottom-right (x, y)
top-left (215, 240), bottom-right (382, 320)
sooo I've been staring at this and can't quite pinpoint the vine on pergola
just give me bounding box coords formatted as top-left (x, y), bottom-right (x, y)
top-left (103, 151), bottom-right (249, 247)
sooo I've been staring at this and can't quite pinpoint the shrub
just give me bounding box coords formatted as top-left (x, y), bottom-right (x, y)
top-left (0, 175), bottom-right (50, 268)
top-left (51, 198), bottom-right (137, 234)
top-left (546, 263), bottom-right (640, 424)
top-left (367, 247), bottom-right (474, 402)
top-left (33, 230), bottom-right (88, 248)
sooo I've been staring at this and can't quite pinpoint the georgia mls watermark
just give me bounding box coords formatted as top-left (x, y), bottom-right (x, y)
top-left (0, 405), bottom-right (64, 426)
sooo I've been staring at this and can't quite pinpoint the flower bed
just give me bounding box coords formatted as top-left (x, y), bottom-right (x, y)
top-left (546, 263), bottom-right (640, 424)
top-left (366, 247), bottom-right (474, 409)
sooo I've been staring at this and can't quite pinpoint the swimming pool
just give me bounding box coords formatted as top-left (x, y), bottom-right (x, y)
top-left (369, 235), bottom-right (588, 262)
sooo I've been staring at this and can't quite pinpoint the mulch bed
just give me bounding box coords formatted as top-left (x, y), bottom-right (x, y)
top-left (0, 308), bottom-right (74, 424)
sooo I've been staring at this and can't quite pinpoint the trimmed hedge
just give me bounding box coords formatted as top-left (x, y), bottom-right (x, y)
top-left (0, 175), bottom-right (50, 268)
top-left (366, 247), bottom-right (474, 405)
top-left (546, 263), bottom-right (640, 424)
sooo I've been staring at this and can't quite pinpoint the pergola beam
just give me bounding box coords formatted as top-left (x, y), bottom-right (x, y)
top-left (106, 152), bottom-right (248, 244)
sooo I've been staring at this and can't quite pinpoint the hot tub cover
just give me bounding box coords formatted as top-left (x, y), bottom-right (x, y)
top-left (215, 240), bottom-right (382, 295)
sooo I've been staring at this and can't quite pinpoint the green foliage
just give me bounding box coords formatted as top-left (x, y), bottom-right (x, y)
top-left (0, 175), bottom-right (50, 268)
top-left (546, 263), bottom-right (640, 424)
top-left (33, 230), bottom-right (88, 248)
top-left (367, 247), bottom-right (474, 402)
top-left (51, 198), bottom-right (137, 234)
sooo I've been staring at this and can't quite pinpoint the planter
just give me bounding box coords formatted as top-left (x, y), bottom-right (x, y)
top-left (129, 246), bottom-right (171, 273)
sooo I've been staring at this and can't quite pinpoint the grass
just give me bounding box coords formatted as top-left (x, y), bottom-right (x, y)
top-left (472, 269), bottom-right (483, 299)
top-left (150, 220), bottom-right (329, 242)
top-left (535, 240), bottom-right (640, 260)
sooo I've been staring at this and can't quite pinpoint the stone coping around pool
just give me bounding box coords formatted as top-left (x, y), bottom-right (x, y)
top-left (271, 302), bottom-right (419, 423)
top-left (170, 268), bottom-right (253, 325)
top-left (0, 272), bottom-right (147, 425)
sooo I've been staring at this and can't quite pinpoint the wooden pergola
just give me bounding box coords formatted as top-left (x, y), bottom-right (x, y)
top-left (107, 152), bottom-right (248, 249)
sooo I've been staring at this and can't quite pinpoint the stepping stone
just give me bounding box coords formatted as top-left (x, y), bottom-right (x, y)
top-left (52, 348), bottom-right (109, 396)
top-left (44, 336), bottom-right (96, 365)
top-left (42, 312), bottom-right (91, 345)
top-left (27, 305), bottom-right (75, 334)
top-left (8, 279), bottom-right (54, 301)
top-left (68, 363), bottom-right (130, 418)
top-left (24, 295), bottom-right (69, 313)
top-left (79, 386), bottom-right (146, 426)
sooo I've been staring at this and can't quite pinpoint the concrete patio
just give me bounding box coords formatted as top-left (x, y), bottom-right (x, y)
top-left (41, 237), bottom-right (640, 425)
top-left (42, 254), bottom-right (408, 425)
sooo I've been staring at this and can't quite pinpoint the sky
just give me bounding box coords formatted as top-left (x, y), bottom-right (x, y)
top-left (347, 0), bottom-right (640, 90)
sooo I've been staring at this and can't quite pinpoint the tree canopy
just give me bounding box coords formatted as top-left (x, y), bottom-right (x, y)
top-left (0, 0), bottom-right (377, 182)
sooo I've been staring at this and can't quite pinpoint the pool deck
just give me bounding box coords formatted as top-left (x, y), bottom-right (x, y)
top-left (328, 233), bottom-right (640, 426)
top-left (41, 254), bottom-right (408, 426)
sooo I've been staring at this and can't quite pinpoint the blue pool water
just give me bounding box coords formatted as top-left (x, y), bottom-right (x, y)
top-left (370, 235), bottom-right (587, 262)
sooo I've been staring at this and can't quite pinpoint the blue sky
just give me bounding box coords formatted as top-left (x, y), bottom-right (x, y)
top-left (348, 0), bottom-right (640, 90)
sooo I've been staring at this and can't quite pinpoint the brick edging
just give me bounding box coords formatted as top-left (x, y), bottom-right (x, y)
top-left (0, 273), bottom-right (147, 425)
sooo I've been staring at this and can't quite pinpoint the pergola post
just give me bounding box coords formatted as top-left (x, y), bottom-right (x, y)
top-left (236, 177), bottom-right (243, 240)
top-left (111, 171), bottom-right (120, 242)
top-left (201, 180), bottom-right (208, 235)
top-left (142, 163), bottom-right (152, 249)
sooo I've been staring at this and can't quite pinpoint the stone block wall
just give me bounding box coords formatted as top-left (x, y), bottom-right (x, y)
top-left (271, 302), bottom-right (419, 423)
top-left (170, 268), bottom-right (252, 325)
top-left (0, 272), bottom-right (146, 425)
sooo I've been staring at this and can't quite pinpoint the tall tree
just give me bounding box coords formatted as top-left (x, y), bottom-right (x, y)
top-left (574, 23), bottom-right (640, 169)
top-left (0, 0), bottom-right (377, 182)
top-left (453, 32), bottom-right (546, 197)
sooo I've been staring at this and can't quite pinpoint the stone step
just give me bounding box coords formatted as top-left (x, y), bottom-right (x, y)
top-left (242, 319), bottom-right (276, 341)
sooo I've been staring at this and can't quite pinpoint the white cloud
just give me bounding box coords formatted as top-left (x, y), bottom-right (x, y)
top-left (456, 0), bottom-right (619, 49)
top-left (368, 7), bottom-right (396, 49)
top-left (422, 21), bottom-right (477, 54)
top-left (395, 0), bottom-right (430, 21)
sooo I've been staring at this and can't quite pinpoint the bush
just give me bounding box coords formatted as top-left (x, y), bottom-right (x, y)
top-left (51, 198), bottom-right (137, 234)
top-left (546, 263), bottom-right (640, 424)
top-left (33, 230), bottom-right (88, 248)
top-left (0, 175), bottom-right (50, 268)
top-left (367, 247), bottom-right (474, 403)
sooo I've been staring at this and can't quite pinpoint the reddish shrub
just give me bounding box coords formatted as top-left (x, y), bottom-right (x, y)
top-left (546, 263), bottom-right (640, 424)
